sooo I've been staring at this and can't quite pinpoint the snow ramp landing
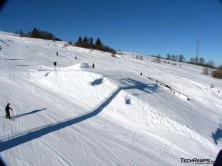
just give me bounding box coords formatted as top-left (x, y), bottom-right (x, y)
top-left (30, 65), bottom-right (117, 110)
top-left (30, 66), bottom-right (218, 158)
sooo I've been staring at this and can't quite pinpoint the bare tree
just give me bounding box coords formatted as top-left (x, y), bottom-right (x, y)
top-left (152, 56), bottom-right (161, 63)
top-left (179, 54), bottom-right (184, 62)
top-left (202, 67), bottom-right (209, 75)
top-left (199, 57), bottom-right (205, 65)
top-left (207, 60), bottom-right (215, 67)
top-left (166, 54), bottom-right (171, 60)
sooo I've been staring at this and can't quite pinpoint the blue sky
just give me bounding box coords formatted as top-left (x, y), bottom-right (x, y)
top-left (0, 0), bottom-right (222, 65)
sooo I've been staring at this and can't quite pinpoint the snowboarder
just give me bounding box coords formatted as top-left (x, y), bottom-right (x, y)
top-left (5, 103), bottom-right (13, 119)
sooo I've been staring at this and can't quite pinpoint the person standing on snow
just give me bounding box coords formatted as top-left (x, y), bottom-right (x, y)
top-left (5, 103), bottom-right (13, 119)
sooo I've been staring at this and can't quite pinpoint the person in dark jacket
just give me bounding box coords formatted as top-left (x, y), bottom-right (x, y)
top-left (214, 149), bottom-right (222, 166)
top-left (5, 103), bottom-right (13, 119)
top-left (0, 157), bottom-right (6, 166)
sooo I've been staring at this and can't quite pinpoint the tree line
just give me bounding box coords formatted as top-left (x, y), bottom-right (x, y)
top-left (14, 27), bottom-right (221, 79)
top-left (16, 28), bottom-right (117, 54)
top-left (16, 28), bottom-right (62, 41)
top-left (166, 54), bottom-right (185, 62)
top-left (151, 54), bottom-right (216, 68)
top-left (72, 36), bottom-right (116, 54)
top-left (151, 54), bottom-right (222, 79)
top-left (188, 57), bottom-right (215, 68)
top-left (166, 54), bottom-right (215, 68)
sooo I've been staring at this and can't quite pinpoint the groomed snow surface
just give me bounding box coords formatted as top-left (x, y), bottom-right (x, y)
top-left (0, 32), bottom-right (222, 166)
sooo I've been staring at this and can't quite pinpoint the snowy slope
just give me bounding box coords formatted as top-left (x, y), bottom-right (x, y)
top-left (0, 32), bottom-right (222, 166)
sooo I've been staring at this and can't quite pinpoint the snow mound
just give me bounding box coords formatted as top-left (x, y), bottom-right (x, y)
top-left (30, 70), bottom-right (117, 109)
top-left (61, 63), bottom-right (92, 71)
top-left (102, 90), bottom-right (218, 154)
top-left (79, 63), bottom-right (92, 69)
top-left (31, 68), bottom-right (216, 154)
top-left (60, 63), bottom-right (92, 71)
top-left (37, 63), bottom-right (92, 72)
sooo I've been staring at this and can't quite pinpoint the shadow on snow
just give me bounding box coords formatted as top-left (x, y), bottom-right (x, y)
top-left (91, 77), bottom-right (103, 86)
top-left (0, 78), bottom-right (158, 152)
top-left (13, 108), bottom-right (47, 119)
top-left (212, 127), bottom-right (222, 145)
top-left (0, 89), bottom-right (121, 152)
top-left (120, 78), bottom-right (158, 94)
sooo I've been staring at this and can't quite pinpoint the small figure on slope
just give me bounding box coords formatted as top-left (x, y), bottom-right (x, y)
top-left (5, 103), bottom-right (13, 119)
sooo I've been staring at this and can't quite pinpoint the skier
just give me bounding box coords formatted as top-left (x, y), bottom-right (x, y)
top-left (92, 63), bottom-right (95, 69)
top-left (5, 103), bottom-right (13, 119)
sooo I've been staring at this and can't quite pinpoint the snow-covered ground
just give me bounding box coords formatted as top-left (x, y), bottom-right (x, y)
top-left (0, 32), bottom-right (222, 166)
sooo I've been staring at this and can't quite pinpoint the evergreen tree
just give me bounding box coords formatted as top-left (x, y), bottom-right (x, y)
top-left (90, 37), bottom-right (94, 48)
top-left (40, 31), bottom-right (54, 40)
top-left (75, 36), bottom-right (83, 47)
top-left (95, 38), bottom-right (103, 49)
top-left (30, 27), bottom-right (40, 38)
top-left (82, 36), bottom-right (90, 48)
top-left (74, 36), bottom-right (116, 53)
top-left (16, 29), bottom-right (26, 37)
